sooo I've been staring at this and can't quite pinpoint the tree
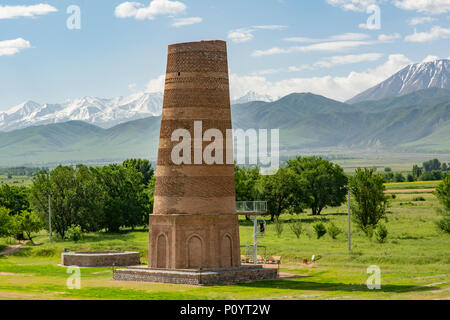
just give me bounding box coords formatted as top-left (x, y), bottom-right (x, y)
top-left (434, 176), bottom-right (450, 234)
top-left (235, 165), bottom-right (261, 220)
top-left (122, 159), bottom-right (154, 186)
top-left (0, 207), bottom-right (15, 238)
top-left (349, 168), bottom-right (387, 237)
top-left (287, 156), bottom-right (348, 215)
top-left (30, 166), bottom-right (104, 237)
top-left (0, 184), bottom-right (30, 215)
top-left (15, 211), bottom-right (43, 244)
top-left (435, 176), bottom-right (450, 210)
top-left (30, 166), bottom-right (77, 238)
top-left (258, 167), bottom-right (305, 221)
top-left (383, 172), bottom-right (394, 182)
top-left (96, 164), bottom-right (149, 232)
top-left (234, 166), bottom-right (260, 201)
top-left (412, 165), bottom-right (423, 179)
top-left (423, 159), bottom-right (441, 172)
top-left (72, 165), bottom-right (104, 232)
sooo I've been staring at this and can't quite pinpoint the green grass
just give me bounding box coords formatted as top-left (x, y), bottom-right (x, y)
top-left (0, 191), bottom-right (449, 300)
top-left (385, 181), bottom-right (441, 190)
top-left (0, 175), bottom-right (33, 187)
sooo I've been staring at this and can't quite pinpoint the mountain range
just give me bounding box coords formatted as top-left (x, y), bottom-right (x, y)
top-left (0, 59), bottom-right (449, 167)
top-left (0, 91), bottom-right (274, 132)
top-left (347, 59), bottom-right (450, 104)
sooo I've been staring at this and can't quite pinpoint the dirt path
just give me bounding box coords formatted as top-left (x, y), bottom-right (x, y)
top-left (0, 242), bottom-right (26, 256)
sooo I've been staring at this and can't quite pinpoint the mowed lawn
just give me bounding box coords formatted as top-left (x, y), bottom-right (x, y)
top-left (0, 186), bottom-right (449, 300)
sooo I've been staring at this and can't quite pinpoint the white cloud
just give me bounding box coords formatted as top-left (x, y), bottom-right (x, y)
top-left (422, 55), bottom-right (439, 62)
top-left (326, 0), bottom-right (381, 12)
top-left (227, 25), bottom-right (286, 43)
top-left (0, 4), bottom-right (57, 19)
top-left (314, 53), bottom-right (383, 67)
top-left (115, 0), bottom-right (186, 20)
top-left (0, 38), bottom-right (31, 56)
top-left (394, 0), bottom-right (450, 14)
top-left (146, 75), bottom-right (165, 93)
top-left (405, 26), bottom-right (450, 42)
top-left (284, 33), bottom-right (370, 43)
top-left (377, 33), bottom-right (401, 41)
top-left (408, 16), bottom-right (437, 25)
top-left (252, 40), bottom-right (374, 57)
top-left (253, 53), bottom-right (383, 75)
top-left (229, 54), bottom-right (411, 102)
top-left (171, 16), bottom-right (202, 27)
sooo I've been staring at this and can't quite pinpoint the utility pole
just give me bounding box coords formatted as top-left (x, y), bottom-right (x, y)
top-left (348, 188), bottom-right (351, 252)
top-left (47, 172), bottom-right (52, 244)
top-left (253, 214), bottom-right (257, 265)
top-left (48, 192), bottom-right (52, 244)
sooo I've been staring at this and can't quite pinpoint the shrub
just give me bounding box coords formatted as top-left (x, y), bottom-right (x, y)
top-left (394, 173), bottom-right (405, 182)
top-left (375, 224), bottom-right (388, 243)
top-left (413, 196), bottom-right (426, 202)
top-left (327, 222), bottom-right (342, 239)
top-left (66, 225), bottom-right (83, 242)
top-left (273, 217), bottom-right (284, 238)
top-left (313, 222), bottom-right (327, 239)
top-left (289, 220), bottom-right (303, 238)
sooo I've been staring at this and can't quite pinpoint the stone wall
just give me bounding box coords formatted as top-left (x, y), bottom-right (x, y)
top-left (61, 251), bottom-right (140, 267)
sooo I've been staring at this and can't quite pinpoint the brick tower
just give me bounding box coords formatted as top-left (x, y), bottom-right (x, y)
top-left (114, 41), bottom-right (278, 284)
top-left (148, 40), bottom-right (241, 270)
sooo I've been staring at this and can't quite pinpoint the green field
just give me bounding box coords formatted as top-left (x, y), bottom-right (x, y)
top-left (0, 187), bottom-right (449, 300)
top-left (0, 175), bottom-right (33, 187)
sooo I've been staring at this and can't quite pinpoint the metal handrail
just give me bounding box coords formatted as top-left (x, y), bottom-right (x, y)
top-left (236, 201), bottom-right (267, 213)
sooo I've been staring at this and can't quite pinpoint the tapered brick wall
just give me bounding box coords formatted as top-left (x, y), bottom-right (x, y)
top-left (149, 41), bottom-right (241, 270)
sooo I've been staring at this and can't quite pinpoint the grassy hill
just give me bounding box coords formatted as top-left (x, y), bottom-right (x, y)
top-left (1, 88), bottom-right (450, 166)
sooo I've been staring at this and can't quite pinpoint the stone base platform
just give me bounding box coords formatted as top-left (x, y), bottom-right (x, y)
top-left (113, 265), bottom-right (278, 286)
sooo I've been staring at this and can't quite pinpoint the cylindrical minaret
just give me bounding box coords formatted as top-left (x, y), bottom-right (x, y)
top-left (149, 40), bottom-right (241, 270)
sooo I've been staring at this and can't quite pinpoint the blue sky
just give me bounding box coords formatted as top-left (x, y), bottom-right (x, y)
top-left (0, 0), bottom-right (449, 110)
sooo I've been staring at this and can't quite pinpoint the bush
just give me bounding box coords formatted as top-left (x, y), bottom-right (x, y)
top-left (327, 222), bottom-right (342, 239)
top-left (66, 225), bottom-right (83, 242)
top-left (413, 196), bottom-right (426, 201)
top-left (313, 222), bottom-right (327, 239)
top-left (375, 224), bottom-right (388, 243)
top-left (289, 220), bottom-right (303, 238)
top-left (434, 177), bottom-right (450, 234)
top-left (394, 173), bottom-right (405, 182)
top-left (435, 208), bottom-right (450, 234)
top-left (273, 217), bottom-right (284, 237)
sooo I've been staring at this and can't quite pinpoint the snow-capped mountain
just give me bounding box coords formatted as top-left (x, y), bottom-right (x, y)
top-left (0, 92), bottom-right (163, 132)
top-left (347, 59), bottom-right (450, 104)
top-left (0, 91), bottom-right (276, 132)
top-left (231, 91), bottom-right (275, 105)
